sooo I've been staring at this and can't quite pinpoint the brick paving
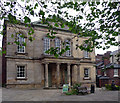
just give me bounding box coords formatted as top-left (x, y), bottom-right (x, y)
top-left (1, 87), bottom-right (119, 101)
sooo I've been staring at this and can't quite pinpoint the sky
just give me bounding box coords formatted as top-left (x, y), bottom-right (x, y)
top-left (0, 0), bottom-right (119, 55)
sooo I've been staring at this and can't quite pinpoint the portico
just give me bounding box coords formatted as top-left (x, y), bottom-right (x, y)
top-left (41, 56), bottom-right (81, 88)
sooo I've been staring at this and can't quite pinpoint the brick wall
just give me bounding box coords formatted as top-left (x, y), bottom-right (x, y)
top-left (0, 53), bottom-right (2, 86)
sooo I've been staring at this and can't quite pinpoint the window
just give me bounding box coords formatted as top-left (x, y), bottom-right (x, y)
top-left (84, 44), bottom-right (89, 58)
top-left (84, 68), bottom-right (89, 78)
top-left (114, 69), bottom-right (118, 77)
top-left (65, 40), bottom-right (71, 56)
top-left (55, 38), bottom-right (61, 53)
top-left (104, 71), bottom-right (107, 76)
top-left (112, 55), bottom-right (114, 63)
top-left (17, 34), bottom-right (25, 53)
top-left (17, 66), bottom-right (26, 78)
top-left (44, 37), bottom-right (50, 54)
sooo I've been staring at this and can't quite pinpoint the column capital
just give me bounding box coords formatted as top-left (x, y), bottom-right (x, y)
top-left (77, 64), bottom-right (81, 66)
top-left (42, 62), bottom-right (49, 65)
top-left (67, 63), bottom-right (71, 66)
top-left (56, 62), bottom-right (61, 65)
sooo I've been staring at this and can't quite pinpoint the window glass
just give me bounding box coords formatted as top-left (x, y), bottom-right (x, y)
top-left (17, 34), bottom-right (25, 53)
top-left (84, 68), bottom-right (89, 77)
top-left (114, 69), bottom-right (118, 76)
top-left (84, 44), bottom-right (89, 58)
top-left (55, 38), bottom-right (61, 53)
top-left (44, 37), bottom-right (50, 54)
top-left (17, 66), bottom-right (25, 78)
top-left (65, 40), bottom-right (71, 56)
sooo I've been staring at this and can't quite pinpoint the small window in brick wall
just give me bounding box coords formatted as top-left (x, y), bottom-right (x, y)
top-left (114, 69), bottom-right (118, 77)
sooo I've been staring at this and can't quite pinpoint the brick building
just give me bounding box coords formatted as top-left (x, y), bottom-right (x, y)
top-left (96, 50), bottom-right (120, 87)
top-left (2, 19), bottom-right (96, 88)
top-left (0, 51), bottom-right (2, 86)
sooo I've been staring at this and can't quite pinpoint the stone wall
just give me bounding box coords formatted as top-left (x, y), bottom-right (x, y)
top-left (5, 21), bottom-right (96, 88)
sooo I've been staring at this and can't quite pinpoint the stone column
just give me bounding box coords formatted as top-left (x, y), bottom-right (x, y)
top-left (77, 64), bottom-right (80, 83)
top-left (45, 63), bottom-right (49, 87)
top-left (67, 63), bottom-right (71, 86)
top-left (57, 63), bottom-right (60, 87)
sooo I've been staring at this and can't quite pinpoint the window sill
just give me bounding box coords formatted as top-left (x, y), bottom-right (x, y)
top-left (15, 52), bottom-right (28, 56)
top-left (113, 75), bottom-right (119, 77)
top-left (16, 77), bottom-right (27, 80)
top-left (83, 77), bottom-right (91, 80)
top-left (83, 57), bottom-right (91, 60)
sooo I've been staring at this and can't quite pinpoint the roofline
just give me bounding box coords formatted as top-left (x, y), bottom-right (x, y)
top-left (4, 19), bottom-right (73, 33)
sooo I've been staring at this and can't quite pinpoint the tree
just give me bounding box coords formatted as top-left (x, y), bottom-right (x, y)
top-left (0, 0), bottom-right (119, 57)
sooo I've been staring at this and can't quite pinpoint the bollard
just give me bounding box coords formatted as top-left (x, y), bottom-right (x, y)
top-left (91, 84), bottom-right (95, 93)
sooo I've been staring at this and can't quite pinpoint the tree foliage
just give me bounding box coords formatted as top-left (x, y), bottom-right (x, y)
top-left (0, 0), bottom-right (119, 56)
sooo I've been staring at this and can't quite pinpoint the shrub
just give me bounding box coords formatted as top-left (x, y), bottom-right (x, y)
top-left (105, 84), bottom-right (112, 90)
top-left (105, 84), bottom-right (120, 91)
top-left (65, 83), bottom-right (81, 95)
top-left (65, 92), bottom-right (73, 95)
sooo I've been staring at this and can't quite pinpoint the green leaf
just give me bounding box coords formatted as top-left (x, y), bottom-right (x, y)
top-left (2, 50), bottom-right (6, 54)
top-left (54, 23), bottom-right (59, 27)
top-left (79, 15), bottom-right (83, 19)
top-left (43, 5), bottom-right (47, 8)
top-left (96, 2), bottom-right (100, 5)
top-left (24, 16), bottom-right (31, 23)
top-left (34, 3), bottom-right (38, 9)
top-left (81, 8), bottom-right (84, 13)
top-left (39, 10), bottom-right (45, 16)
top-left (29, 36), bottom-right (33, 42)
top-left (5, 2), bottom-right (10, 6)
top-left (11, 34), bottom-right (14, 38)
top-left (61, 24), bottom-right (65, 28)
top-left (30, 10), bottom-right (34, 16)
top-left (7, 42), bottom-right (11, 45)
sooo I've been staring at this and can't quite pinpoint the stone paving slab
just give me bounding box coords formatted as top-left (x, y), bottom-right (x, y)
top-left (1, 87), bottom-right (119, 101)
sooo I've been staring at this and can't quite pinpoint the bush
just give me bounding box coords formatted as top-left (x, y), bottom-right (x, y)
top-left (65, 92), bottom-right (73, 95)
top-left (65, 83), bottom-right (81, 95)
top-left (105, 84), bottom-right (112, 90)
top-left (105, 84), bottom-right (120, 90)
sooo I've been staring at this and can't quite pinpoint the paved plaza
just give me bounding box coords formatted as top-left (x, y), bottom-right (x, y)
top-left (0, 87), bottom-right (119, 101)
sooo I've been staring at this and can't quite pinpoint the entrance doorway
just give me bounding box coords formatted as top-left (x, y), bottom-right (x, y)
top-left (48, 63), bottom-right (57, 87)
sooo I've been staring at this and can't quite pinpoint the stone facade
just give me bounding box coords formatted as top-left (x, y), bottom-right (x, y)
top-left (3, 20), bottom-right (96, 88)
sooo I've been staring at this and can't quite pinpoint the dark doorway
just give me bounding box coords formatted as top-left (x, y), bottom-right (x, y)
top-left (48, 63), bottom-right (57, 87)
top-left (60, 64), bottom-right (68, 86)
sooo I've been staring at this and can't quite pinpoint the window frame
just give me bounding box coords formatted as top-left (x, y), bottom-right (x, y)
top-left (65, 39), bottom-right (71, 57)
top-left (114, 69), bottom-right (118, 77)
top-left (16, 65), bottom-right (27, 79)
top-left (83, 44), bottom-right (89, 58)
top-left (55, 38), bottom-right (61, 54)
top-left (17, 34), bottom-right (25, 53)
top-left (83, 68), bottom-right (91, 80)
top-left (44, 37), bottom-right (50, 55)
top-left (84, 68), bottom-right (89, 77)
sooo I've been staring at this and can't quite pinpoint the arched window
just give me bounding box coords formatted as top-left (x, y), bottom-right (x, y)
top-left (55, 38), bottom-right (61, 53)
top-left (65, 39), bottom-right (71, 56)
top-left (44, 37), bottom-right (50, 54)
top-left (17, 34), bottom-right (25, 53)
